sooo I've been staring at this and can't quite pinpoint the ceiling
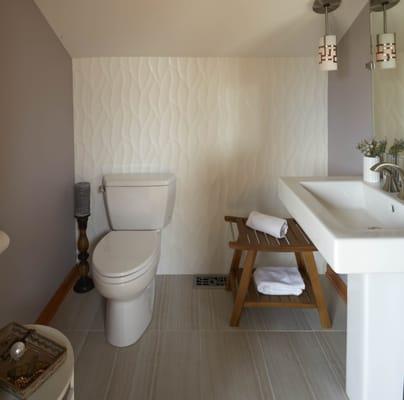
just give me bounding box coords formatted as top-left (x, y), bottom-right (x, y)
top-left (34, 0), bottom-right (368, 58)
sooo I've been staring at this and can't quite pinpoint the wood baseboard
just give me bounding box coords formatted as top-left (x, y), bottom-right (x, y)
top-left (326, 265), bottom-right (347, 303)
top-left (36, 266), bottom-right (79, 325)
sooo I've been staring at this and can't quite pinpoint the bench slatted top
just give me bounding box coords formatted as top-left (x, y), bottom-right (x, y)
top-left (225, 216), bottom-right (316, 252)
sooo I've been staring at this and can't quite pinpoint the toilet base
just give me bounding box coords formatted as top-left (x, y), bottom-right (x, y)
top-left (105, 278), bottom-right (155, 347)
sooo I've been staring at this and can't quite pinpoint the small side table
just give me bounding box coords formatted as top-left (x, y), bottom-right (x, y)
top-left (225, 216), bottom-right (331, 328)
top-left (0, 325), bottom-right (74, 400)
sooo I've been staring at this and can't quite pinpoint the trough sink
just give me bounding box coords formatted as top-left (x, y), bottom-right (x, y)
top-left (279, 177), bottom-right (404, 274)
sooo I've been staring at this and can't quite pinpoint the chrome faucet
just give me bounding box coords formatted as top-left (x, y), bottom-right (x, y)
top-left (371, 162), bottom-right (404, 200)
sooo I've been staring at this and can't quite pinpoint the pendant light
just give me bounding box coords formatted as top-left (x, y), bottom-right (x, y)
top-left (371, 0), bottom-right (399, 69)
top-left (313, 0), bottom-right (341, 71)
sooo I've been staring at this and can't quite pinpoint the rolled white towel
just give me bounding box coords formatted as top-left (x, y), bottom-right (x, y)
top-left (254, 266), bottom-right (305, 296)
top-left (246, 211), bottom-right (288, 239)
top-left (259, 287), bottom-right (303, 296)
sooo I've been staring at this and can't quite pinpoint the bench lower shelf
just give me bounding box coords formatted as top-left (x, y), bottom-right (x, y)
top-left (231, 268), bottom-right (317, 309)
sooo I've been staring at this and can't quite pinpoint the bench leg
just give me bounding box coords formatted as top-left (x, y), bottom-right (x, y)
top-left (294, 252), bottom-right (305, 273)
top-left (226, 249), bottom-right (242, 291)
top-left (301, 251), bottom-right (332, 329)
top-left (230, 250), bottom-right (257, 327)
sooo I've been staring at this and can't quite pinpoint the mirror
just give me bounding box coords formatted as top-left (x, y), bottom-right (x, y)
top-left (371, 0), bottom-right (404, 166)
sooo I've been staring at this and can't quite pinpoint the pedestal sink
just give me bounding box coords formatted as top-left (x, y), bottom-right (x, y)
top-left (279, 177), bottom-right (404, 400)
top-left (0, 231), bottom-right (10, 255)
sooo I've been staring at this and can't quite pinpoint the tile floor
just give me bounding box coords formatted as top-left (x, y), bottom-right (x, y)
top-left (50, 275), bottom-right (348, 400)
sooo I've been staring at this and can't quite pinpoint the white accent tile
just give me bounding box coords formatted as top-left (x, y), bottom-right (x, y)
top-left (73, 57), bottom-right (328, 274)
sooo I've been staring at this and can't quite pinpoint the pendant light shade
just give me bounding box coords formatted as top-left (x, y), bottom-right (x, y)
top-left (370, 0), bottom-right (399, 69)
top-left (313, 0), bottom-right (341, 72)
top-left (375, 1), bottom-right (397, 69)
top-left (376, 32), bottom-right (397, 69)
top-left (319, 35), bottom-right (338, 71)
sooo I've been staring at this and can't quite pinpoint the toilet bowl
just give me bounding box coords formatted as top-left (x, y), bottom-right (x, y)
top-left (93, 230), bottom-right (161, 347)
top-left (92, 172), bottom-right (175, 347)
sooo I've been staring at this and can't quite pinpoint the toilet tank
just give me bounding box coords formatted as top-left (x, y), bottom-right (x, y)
top-left (103, 173), bottom-right (176, 230)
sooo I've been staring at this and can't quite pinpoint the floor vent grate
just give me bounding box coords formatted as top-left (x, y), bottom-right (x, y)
top-left (193, 275), bottom-right (227, 289)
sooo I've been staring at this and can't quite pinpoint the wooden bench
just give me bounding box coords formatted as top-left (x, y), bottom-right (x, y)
top-left (225, 216), bottom-right (331, 328)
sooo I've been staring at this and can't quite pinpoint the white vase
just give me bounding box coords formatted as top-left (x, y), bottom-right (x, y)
top-left (363, 156), bottom-right (380, 183)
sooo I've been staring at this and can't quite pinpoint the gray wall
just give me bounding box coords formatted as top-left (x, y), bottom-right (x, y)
top-left (0, 0), bottom-right (75, 326)
top-left (328, 5), bottom-right (373, 176)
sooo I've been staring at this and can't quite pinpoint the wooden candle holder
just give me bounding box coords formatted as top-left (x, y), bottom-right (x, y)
top-left (74, 215), bottom-right (94, 293)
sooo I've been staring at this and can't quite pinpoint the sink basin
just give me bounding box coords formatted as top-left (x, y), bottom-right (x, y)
top-left (279, 177), bottom-right (404, 273)
top-left (0, 231), bottom-right (10, 255)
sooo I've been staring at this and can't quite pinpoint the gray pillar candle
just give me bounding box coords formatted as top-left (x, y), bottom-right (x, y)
top-left (74, 182), bottom-right (91, 217)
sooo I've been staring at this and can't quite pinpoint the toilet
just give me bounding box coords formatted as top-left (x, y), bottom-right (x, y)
top-left (93, 173), bottom-right (176, 347)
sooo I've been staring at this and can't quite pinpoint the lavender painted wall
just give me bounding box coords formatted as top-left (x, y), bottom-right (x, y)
top-left (0, 0), bottom-right (75, 326)
top-left (328, 5), bottom-right (372, 176)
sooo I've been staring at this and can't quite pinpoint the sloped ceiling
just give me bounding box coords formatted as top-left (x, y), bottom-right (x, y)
top-left (34, 0), bottom-right (368, 58)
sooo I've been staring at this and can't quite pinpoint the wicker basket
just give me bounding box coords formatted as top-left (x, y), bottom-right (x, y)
top-left (0, 322), bottom-right (66, 399)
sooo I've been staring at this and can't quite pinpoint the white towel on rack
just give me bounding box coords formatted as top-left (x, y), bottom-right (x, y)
top-left (246, 211), bottom-right (288, 239)
top-left (253, 266), bottom-right (305, 296)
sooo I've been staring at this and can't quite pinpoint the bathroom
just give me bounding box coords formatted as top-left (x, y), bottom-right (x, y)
top-left (0, 0), bottom-right (403, 399)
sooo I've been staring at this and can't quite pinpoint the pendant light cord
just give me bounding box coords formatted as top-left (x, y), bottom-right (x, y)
top-left (382, 3), bottom-right (387, 34)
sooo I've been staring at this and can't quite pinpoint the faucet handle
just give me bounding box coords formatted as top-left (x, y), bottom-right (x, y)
top-left (370, 162), bottom-right (404, 196)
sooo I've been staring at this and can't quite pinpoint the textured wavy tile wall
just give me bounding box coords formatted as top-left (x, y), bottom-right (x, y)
top-left (73, 57), bottom-right (328, 274)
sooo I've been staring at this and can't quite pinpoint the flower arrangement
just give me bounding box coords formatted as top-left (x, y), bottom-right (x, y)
top-left (356, 139), bottom-right (387, 158)
top-left (388, 139), bottom-right (404, 157)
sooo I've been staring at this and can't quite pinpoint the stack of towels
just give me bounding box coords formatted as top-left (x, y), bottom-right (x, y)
top-left (253, 266), bottom-right (305, 296)
top-left (246, 210), bottom-right (304, 296)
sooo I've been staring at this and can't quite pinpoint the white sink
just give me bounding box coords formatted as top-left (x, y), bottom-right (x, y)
top-left (279, 176), bottom-right (404, 400)
top-left (279, 176), bottom-right (404, 273)
top-left (0, 231), bottom-right (10, 255)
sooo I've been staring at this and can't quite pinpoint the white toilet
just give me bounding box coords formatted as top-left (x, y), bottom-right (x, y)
top-left (93, 173), bottom-right (176, 347)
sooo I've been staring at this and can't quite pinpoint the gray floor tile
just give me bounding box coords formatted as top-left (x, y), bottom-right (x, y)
top-left (245, 333), bottom-right (277, 400)
top-left (50, 274), bottom-right (348, 400)
top-left (152, 331), bottom-right (200, 400)
top-left (63, 330), bottom-right (88, 361)
top-left (258, 332), bottom-right (314, 400)
top-left (50, 289), bottom-right (102, 332)
top-left (89, 297), bottom-right (105, 331)
top-left (75, 332), bottom-right (117, 400)
top-left (197, 288), bottom-right (214, 328)
top-left (316, 331), bottom-right (347, 387)
top-left (305, 310), bottom-right (347, 332)
top-left (300, 308), bottom-right (329, 331)
top-left (149, 275), bottom-right (166, 330)
top-left (106, 330), bottom-right (158, 400)
top-left (245, 307), bottom-right (311, 331)
top-left (200, 331), bottom-right (270, 400)
top-left (159, 275), bottom-right (199, 330)
top-left (197, 288), bottom-right (251, 330)
top-left (288, 332), bottom-right (348, 399)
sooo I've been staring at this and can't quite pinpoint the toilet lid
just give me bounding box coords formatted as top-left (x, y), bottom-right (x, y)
top-left (93, 231), bottom-right (160, 278)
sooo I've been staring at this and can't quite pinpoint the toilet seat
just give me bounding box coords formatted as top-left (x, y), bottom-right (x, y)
top-left (93, 230), bottom-right (160, 284)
